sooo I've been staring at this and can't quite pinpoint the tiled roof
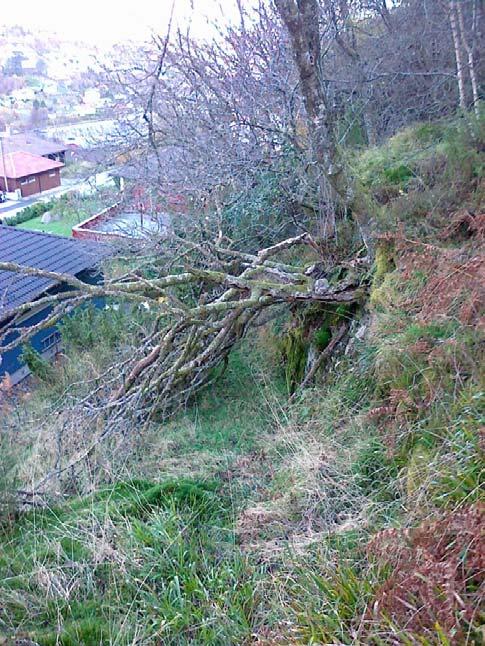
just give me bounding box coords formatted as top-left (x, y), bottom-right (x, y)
top-left (0, 225), bottom-right (109, 319)
top-left (1, 133), bottom-right (67, 157)
top-left (0, 151), bottom-right (64, 179)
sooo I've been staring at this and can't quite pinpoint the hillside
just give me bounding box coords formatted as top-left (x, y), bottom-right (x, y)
top-left (1, 113), bottom-right (483, 645)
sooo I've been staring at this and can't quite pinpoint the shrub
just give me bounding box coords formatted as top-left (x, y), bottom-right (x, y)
top-left (4, 199), bottom-right (55, 226)
top-left (58, 303), bottom-right (141, 351)
top-left (20, 343), bottom-right (56, 383)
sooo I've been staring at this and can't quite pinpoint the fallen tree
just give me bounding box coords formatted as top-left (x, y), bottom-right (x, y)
top-left (0, 232), bottom-right (368, 425)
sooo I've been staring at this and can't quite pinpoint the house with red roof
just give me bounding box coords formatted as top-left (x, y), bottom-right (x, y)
top-left (0, 151), bottom-right (64, 198)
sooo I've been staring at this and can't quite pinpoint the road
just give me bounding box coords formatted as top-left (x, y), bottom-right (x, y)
top-left (0, 174), bottom-right (116, 220)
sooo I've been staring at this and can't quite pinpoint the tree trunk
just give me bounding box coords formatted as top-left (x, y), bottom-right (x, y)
top-left (456, 0), bottom-right (480, 117)
top-left (448, 0), bottom-right (467, 111)
top-left (274, 0), bottom-right (339, 238)
top-left (274, 0), bottom-right (375, 255)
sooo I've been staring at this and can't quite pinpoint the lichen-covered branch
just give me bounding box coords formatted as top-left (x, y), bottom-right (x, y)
top-left (1, 233), bottom-right (368, 420)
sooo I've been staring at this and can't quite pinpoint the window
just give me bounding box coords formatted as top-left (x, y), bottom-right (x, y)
top-left (40, 331), bottom-right (61, 352)
top-left (20, 176), bottom-right (36, 185)
top-left (49, 171), bottom-right (56, 177)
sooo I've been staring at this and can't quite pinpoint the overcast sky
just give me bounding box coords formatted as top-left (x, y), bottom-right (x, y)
top-left (1, 0), bottom-right (241, 45)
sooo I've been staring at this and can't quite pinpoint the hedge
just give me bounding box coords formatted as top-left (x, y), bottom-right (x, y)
top-left (4, 200), bottom-right (56, 226)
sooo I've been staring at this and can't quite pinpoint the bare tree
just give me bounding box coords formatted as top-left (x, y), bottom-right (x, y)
top-left (2, 0), bottom-right (482, 492)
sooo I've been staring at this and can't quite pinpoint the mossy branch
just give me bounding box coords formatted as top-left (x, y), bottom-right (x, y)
top-left (1, 234), bottom-right (368, 420)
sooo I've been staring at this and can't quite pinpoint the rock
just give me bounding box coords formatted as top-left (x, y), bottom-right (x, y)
top-left (355, 324), bottom-right (367, 341)
top-left (305, 262), bottom-right (327, 278)
top-left (40, 211), bottom-right (52, 224)
top-left (314, 278), bottom-right (330, 294)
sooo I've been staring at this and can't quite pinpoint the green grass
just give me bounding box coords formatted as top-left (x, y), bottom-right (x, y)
top-left (17, 213), bottom-right (79, 237)
top-left (16, 189), bottom-right (118, 237)
top-left (161, 345), bottom-right (286, 456)
top-left (351, 110), bottom-right (485, 238)
top-left (0, 342), bottom-right (287, 644)
top-left (0, 476), bottom-right (262, 645)
top-left (2, 304), bottom-right (483, 643)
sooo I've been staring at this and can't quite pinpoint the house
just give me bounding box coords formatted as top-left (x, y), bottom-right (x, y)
top-left (0, 151), bottom-right (64, 197)
top-left (0, 225), bottom-right (109, 384)
top-left (0, 132), bottom-right (68, 163)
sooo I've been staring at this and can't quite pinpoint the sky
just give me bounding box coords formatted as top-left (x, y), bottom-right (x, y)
top-left (0, 0), bottom-right (241, 45)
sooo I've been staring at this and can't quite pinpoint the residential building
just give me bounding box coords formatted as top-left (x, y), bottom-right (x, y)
top-left (0, 151), bottom-right (63, 197)
top-left (0, 225), bottom-right (109, 384)
top-left (0, 132), bottom-right (68, 162)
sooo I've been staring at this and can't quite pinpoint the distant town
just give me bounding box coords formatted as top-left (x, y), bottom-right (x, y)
top-left (0, 25), bottom-right (165, 242)
top-left (0, 25), bottom-right (121, 129)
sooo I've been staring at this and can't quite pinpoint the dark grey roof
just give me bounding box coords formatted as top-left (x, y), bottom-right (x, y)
top-left (0, 225), bottom-right (109, 319)
top-left (1, 132), bottom-right (68, 157)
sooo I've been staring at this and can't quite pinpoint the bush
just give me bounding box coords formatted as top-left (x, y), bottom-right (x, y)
top-left (21, 343), bottom-right (57, 383)
top-left (4, 199), bottom-right (55, 226)
top-left (58, 303), bottom-right (144, 351)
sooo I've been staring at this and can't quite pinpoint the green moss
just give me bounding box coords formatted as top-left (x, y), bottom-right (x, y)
top-left (281, 304), bottom-right (354, 393)
top-left (120, 478), bottom-right (222, 520)
top-left (314, 325), bottom-right (332, 351)
top-left (311, 304), bottom-right (352, 351)
top-left (370, 242), bottom-right (397, 310)
top-left (373, 241), bottom-right (395, 285)
top-left (282, 327), bottom-right (308, 394)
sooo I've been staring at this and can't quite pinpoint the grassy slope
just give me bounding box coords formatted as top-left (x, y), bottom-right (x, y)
top-left (0, 346), bottom-right (290, 645)
top-left (1, 114), bottom-right (483, 644)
